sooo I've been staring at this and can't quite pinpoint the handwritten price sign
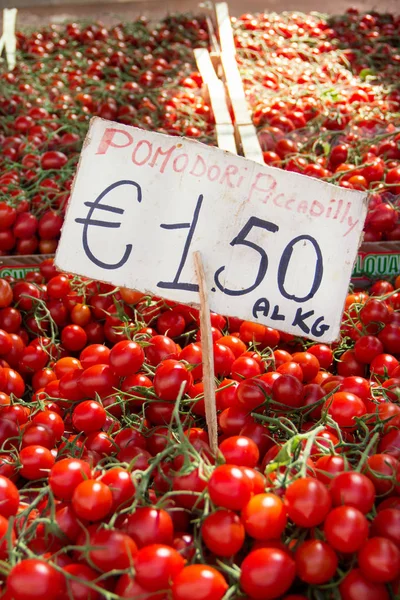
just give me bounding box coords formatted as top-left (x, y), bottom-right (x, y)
top-left (56, 117), bottom-right (368, 342)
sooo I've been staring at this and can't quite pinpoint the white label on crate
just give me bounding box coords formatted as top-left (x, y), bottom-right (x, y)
top-left (55, 117), bottom-right (368, 342)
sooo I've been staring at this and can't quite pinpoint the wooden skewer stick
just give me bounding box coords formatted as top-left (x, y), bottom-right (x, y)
top-left (193, 251), bottom-right (218, 455)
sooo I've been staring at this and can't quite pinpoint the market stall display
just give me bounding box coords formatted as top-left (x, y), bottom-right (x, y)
top-left (0, 5), bottom-right (399, 600)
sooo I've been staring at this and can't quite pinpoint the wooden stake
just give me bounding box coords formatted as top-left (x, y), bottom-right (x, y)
top-left (0, 9), bottom-right (17, 71)
top-left (215, 2), bottom-right (264, 164)
top-left (193, 251), bottom-right (218, 455)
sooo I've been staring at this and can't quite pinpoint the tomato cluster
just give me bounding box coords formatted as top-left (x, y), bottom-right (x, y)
top-left (0, 15), bottom-right (214, 255)
top-left (234, 9), bottom-right (400, 240)
top-left (0, 257), bottom-right (398, 598)
top-left (0, 5), bottom-right (400, 600)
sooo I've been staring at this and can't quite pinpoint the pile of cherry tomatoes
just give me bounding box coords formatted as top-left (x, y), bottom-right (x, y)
top-left (0, 258), bottom-right (398, 599)
top-left (234, 9), bottom-right (400, 241)
top-left (0, 6), bottom-right (400, 600)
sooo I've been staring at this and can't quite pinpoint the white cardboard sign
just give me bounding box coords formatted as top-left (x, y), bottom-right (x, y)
top-left (55, 118), bottom-right (368, 342)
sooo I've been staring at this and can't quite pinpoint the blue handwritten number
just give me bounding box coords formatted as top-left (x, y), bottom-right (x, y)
top-left (278, 235), bottom-right (323, 302)
top-left (214, 217), bottom-right (279, 296)
top-left (75, 182), bottom-right (323, 305)
top-left (157, 194), bottom-right (203, 293)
